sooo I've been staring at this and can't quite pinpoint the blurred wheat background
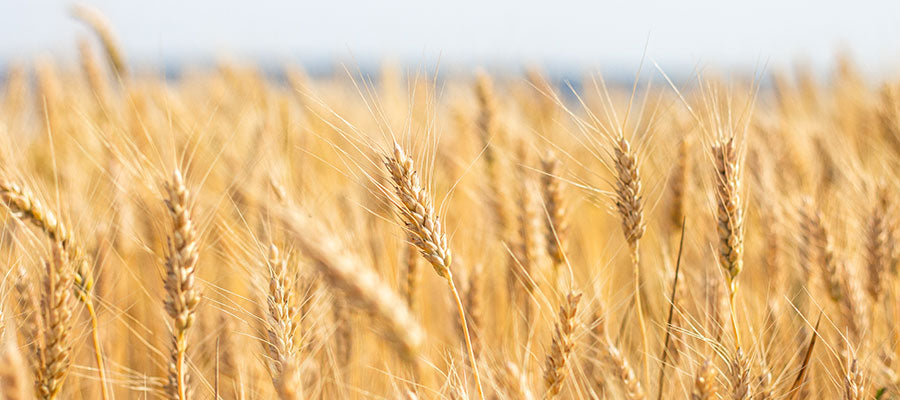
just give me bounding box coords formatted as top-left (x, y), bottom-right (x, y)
top-left (1, 3), bottom-right (900, 400)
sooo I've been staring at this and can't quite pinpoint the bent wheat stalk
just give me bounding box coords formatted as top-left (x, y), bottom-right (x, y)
top-left (0, 180), bottom-right (109, 400)
top-left (384, 142), bottom-right (485, 399)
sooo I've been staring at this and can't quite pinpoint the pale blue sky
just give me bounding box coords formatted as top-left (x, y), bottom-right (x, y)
top-left (2, 0), bottom-right (900, 75)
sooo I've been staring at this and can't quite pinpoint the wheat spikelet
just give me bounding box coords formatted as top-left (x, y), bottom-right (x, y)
top-left (613, 136), bottom-right (645, 248)
top-left (263, 244), bottom-right (302, 397)
top-left (711, 137), bottom-right (744, 291)
top-left (543, 291), bottom-right (581, 398)
top-left (692, 359), bottom-right (718, 400)
top-left (800, 200), bottom-right (843, 302)
top-left (38, 242), bottom-right (75, 400)
top-left (839, 262), bottom-right (867, 345)
top-left (512, 177), bottom-right (540, 312)
top-left (865, 185), bottom-right (890, 300)
top-left (162, 170), bottom-right (201, 400)
top-left (541, 150), bottom-right (567, 269)
top-left (384, 143), bottom-right (452, 279)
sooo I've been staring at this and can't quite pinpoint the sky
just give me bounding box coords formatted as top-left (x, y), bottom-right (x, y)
top-left (2, 0), bottom-right (900, 76)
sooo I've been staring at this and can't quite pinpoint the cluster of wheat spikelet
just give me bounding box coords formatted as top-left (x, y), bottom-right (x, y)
top-left (1, 8), bottom-right (900, 400)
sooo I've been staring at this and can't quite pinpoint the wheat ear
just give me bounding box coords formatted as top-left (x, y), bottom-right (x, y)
top-left (543, 291), bottom-right (581, 398)
top-left (865, 186), bottom-right (890, 300)
top-left (712, 137), bottom-right (744, 347)
top-left (384, 142), bottom-right (484, 398)
top-left (162, 170), bottom-right (201, 400)
top-left (612, 135), bottom-right (649, 381)
top-left (38, 242), bottom-right (75, 400)
top-left (263, 244), bottom-right (302, 398)
top-left (0, 180), bottom-right (109, 399)
top-left (541, 150), bottom-right (567, 271)
top-left (800, 200), bottom-right (842, 302)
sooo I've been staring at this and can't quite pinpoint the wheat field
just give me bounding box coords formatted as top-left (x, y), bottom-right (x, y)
top-left (0, 8), bottom-right (899, 400)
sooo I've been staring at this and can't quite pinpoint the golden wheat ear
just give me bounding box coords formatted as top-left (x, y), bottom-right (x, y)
top-left (383, 142), bottom-right (484, 399)
top-left (162, 170), bottom-right (201, 400)
top-left (261, 244), bottom-right (302, 398)
top-left (542, 291), bottom-right (581, 398)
